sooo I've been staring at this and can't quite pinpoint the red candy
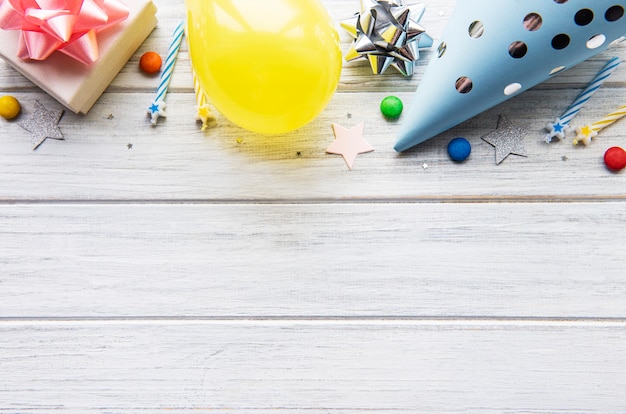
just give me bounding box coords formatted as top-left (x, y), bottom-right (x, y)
top-left (604, 147), bottom-right (626, 171)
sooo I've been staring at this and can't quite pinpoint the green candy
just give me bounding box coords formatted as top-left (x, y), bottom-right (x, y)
top-left (380, 96), bottom-right (403, 119)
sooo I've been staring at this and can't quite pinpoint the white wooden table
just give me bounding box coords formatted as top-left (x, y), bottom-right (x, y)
top-left (2, 0), bottom-right (626, 412)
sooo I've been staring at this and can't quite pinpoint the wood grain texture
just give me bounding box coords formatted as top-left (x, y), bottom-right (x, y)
top-left (1, 0), bottom-right (626, 412)
top-left (2, 321), bottom-right (626, 413)
top-left (2, 202), bottom-right (625, 318)
top-left (0, 1), bottom-right (625, 203)
top-left (0, 87), bottom-right (625, 201)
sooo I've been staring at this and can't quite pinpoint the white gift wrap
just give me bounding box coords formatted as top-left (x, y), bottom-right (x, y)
top-left (0, 0), bottom-right (158, 114)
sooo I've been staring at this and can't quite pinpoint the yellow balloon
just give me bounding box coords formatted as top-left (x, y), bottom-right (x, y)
top-left (185, 0), bottom-right (342, 134)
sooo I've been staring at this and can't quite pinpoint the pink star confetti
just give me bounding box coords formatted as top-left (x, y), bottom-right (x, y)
top-left (326, 122), bottom-right (374, 170)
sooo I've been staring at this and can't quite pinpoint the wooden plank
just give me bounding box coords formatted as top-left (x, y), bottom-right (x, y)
top-left (1, 87), bottom-right (625, 201)
top-left (1, 1), bottom-right (625, 413)
top-left (1, 320), bottom-right (625, 413)
top-left (2, 202), bottom-right (625, 318)
top-left (2, 1), bottom-right (626, 93)
top-left (1, 1), bottom-right (625, 202)
top-left (4, 43), bottom-right (626, 94)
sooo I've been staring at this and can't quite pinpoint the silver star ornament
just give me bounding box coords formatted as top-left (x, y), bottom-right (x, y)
top-left (17, 100), bottom-right (65, 150)
top-left (481, 114), bottom-right (528, 165)
top-left (341, 0), bottom-right (433, 76)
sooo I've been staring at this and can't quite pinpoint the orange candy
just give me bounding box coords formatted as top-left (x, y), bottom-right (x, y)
top-left (139, 51), bottom-right (162, 74)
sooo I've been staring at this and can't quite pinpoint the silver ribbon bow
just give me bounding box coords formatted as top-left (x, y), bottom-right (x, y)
top-left (342, 0), bottom-right (433, 76)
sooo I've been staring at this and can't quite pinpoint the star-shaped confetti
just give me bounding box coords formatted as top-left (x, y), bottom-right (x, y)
top-left (326, 122), bottom-right (374, 170)
top-left (573, 124), bottom-right (598, 146)
top-left (196, 103), bottom-right (215, 131)
top-left (544, 117), bottom-right (570, 143)
top-left (17, 100), bottom-right (64, 150)
top-left (341, 0), bottom-right (433, 76)
top-left (148, 98), bottom-right (166, 125)
top-left (481, 114), bottom-right (528, 165)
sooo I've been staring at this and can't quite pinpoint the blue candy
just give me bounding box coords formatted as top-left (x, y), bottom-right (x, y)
top-left (447, 137), bottom-right (471, 162)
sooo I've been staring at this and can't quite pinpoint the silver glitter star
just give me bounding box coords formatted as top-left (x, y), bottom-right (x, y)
top-left (17, 100), bottom-right (64, 150)
top-left (481, 114), bottom-right (528, 165)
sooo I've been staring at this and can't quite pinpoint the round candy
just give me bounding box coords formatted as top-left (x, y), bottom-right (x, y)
top-left (380, 96), bottom-right (403, 119)
top-left (447, 137), bottom-right (471, 162)
top-left (139, 51), bottom-right (162, 74)
top-left (0, 95), bottom-right (21, 119)
top-left (604, 146), bottom-right (626, 171)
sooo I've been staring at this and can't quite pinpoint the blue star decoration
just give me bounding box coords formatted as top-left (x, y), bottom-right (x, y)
top-left (481, 114), bottom-right (528, 165)
top-left (17, 100), bottom-right (64, 151)
top-left (544, 117), bottom-right (570, 143)
top-left (148, 98), bottom-right (167, 126)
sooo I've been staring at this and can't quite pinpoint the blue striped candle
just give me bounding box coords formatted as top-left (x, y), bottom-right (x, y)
top-left (545, 56), bottom-right (621, 142)
top-left (148, 20), bottom-right (185, 126)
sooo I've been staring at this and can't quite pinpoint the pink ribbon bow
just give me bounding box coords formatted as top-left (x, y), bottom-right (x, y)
top-left (0, 0), bottom-right (129, 64)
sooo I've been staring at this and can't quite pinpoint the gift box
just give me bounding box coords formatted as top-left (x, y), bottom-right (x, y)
top-left (0, 0), bottom-right (158, 114)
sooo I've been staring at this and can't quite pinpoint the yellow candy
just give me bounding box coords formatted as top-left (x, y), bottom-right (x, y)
top-left (0, 95), bottom-right (21, 119)
top-left (185, 0), bottom-right (342, 135)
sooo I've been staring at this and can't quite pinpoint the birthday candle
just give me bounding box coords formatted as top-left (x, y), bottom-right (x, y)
top-left (574, 105), bottom-right (626, 146)
top-left (545, 56), bottom-right (621, 143)
top-left (193, 71), bottom-right (215, 130)
top-left (147, 20), bottom-right (185, 126)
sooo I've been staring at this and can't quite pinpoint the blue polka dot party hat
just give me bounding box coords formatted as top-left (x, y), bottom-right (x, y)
top-left (394, 0), bottom-right (626, 152)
